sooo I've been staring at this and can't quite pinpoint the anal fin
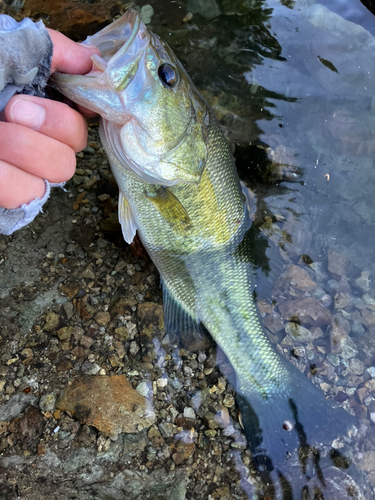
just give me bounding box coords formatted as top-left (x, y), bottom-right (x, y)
top-left (162, 281), bottom-right (210, 350)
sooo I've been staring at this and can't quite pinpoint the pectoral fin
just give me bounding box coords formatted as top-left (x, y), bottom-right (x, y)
top-left (118, 191), bottom-right (138, 244)
top-left (145, 186), bottom-right (192, 235)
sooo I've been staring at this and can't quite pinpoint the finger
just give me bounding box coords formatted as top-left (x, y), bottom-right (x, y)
top-left (5, 95), bottom-right (88, 153)
top-left (48, 28), bottom-right (99, 75)
top-left (0, 122), bottom-right (76, 183)
top-left (0, 160), bottom-right (46, 209)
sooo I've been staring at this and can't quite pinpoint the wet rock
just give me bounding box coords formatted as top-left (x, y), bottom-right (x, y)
top-left (159, 422), bottom-right (175, 438)
top-left (349, 358), bottom-right (365, 376)
top-left (183, 407), bottom-right (196, 420)
top-left (0, 393), bottom-right (38, 421)
top-left (330, 323), bottom-right (358, 359)
top-left (327, 249), bottom-right (349, 277)
top-left (283, 264), bottom-right (317, 291)
top-left (186, 0), bottom-right (221, 20)
top-left (56, 375), bottom-right (156, 438)
top-left (136, 381), bottom-right (151, 398)
top-left (306, 466), bottom-right (367, 499)
top-left (279, 297), bottom-right (332, 326)
top-left (285, 322), bottom-right (314, 343)
top-left (137, 302), bottom-right (164, 338)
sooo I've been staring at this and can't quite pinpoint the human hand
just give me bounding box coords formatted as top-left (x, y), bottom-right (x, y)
top-left (0, 28), bottom-right (98, 209)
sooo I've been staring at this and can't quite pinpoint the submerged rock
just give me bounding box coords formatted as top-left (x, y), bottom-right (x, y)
top-left (57, 375), bottom-right (156, 438)
top-left (279, 297), bottom-right (332, 326)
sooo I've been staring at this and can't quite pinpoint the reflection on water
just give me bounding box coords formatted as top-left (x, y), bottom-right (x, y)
top-left (160, 0), bottom-right (375, 497)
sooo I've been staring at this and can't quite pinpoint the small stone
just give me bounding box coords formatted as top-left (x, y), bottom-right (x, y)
top-left (205, 429), bottom-right (217, 438)
top-left (355, 271), bottom-right (370, 292)
top-left (284, 323), bottom-right (313, 343)
top-left (159, 422), bottom-right (174, 438)
top-left (156, 377), bottom-right (168, 389)
top-left (44, 311), bottom-right (60, 332)
top-left (56, 327), bottom-right (73, 341)
top-left (80, 335), bottom-right (94, 348)
top-left (129, 341), bottom-right (140, 356)
top-left (140, 4), bottom-right (154, 24)
top-left (367, 367), bottom-right (375, 378)
top-left (40, 393), bottom-right (56, 413)
top-left (320, 383), bottom-right (330, 392)
top-left (148, 425), bottom-right (161, 439)
top-left (223, 394), bottom-right (235, 407)
top-left (284, 264), bottom-right (317, 291)
top-left (349, 358), bottom-right (365, 375)
top-left (56, 359), bottom-right (73, 372)
top-left (293, 346), bottom-right (306, 357)
top-left (95, 312), bottom-right (110, 326)
top-left (80, 265), bottom-right (95, 280)
top-left (183, 407), bottom-right (196, 420)
top-left (136, 382), bottom-right (150, 397)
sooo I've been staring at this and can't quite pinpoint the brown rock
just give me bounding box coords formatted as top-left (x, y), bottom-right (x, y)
top-left (56, 375), bottom-right (155, 438)
top-left (172, 441), bottom-right (195, 465)
top-left (109, 298), bottom-right (134, 319)
top-left (95, 312), bottom-right (111, 326)
top-left (284, 264), bottom-right (317, 291)
top-left (22, 0), bottom-right (122, 40)
top-left (56, 326), bottom-right (74, 341)
top-left (59, 283), bottom-right (81, 299)
top-left (56, 359), bottom-right (73, 372)
top-left (43, 311), bottom-right (60, 332)
top-left (279, 297), bottom-right (332, 326)
top-left (18, 407), bottom-right (44, 450)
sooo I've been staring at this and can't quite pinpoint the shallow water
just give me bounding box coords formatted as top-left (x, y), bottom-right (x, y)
top-left (150, 0), bottom-right (375, 497)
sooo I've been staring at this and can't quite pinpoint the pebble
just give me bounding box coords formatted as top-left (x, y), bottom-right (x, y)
top-left (183, 407), bottom-right (196, 419)
top-left (136, 382), bottom-right (150, 397)
top-left (95, 312), bottom-right (111, 326)
top-left (129, 341), bottom-right (140, 356)
top-left (40, 393), bottom-right (56, 413)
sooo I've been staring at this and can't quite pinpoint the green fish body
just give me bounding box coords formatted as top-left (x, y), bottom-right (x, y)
top-left (52, 9), bottom-right (354, 485)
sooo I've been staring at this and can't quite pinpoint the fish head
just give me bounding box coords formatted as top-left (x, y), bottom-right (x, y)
top-left (51, 9), bottom-right (208, 185)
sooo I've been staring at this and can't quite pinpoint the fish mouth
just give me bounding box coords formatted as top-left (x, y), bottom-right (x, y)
top-left (51, 9), bottom-right (146, 91)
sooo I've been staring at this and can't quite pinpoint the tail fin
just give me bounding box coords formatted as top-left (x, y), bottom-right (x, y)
top-left (236, 362), bottom-right (356, 483)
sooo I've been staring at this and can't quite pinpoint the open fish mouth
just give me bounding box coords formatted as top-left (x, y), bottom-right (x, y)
top-left (51, 9), bottom-right (147, 92)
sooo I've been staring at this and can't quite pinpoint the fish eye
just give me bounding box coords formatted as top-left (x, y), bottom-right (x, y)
top-left (158, 63), bottom-right (178, 88)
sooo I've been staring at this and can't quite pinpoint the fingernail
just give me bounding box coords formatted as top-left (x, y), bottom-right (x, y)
top-left (10, 98), bottom-right (46, 130)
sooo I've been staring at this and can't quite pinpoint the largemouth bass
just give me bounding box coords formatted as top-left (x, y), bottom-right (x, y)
top-left (52, 9), bottom-right (354, 490)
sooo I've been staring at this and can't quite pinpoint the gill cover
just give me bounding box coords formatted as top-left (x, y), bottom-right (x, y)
top-left (51, 9), bottom-right (208, 186)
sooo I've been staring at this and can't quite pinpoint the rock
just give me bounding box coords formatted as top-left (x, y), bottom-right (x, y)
top-left (283, 264), bottom-right (317, 291)
top-left (348, 358), bottom-right (365, 375)
top-left (21, 0), bottom-right (122, 40)
top-left (330, 324), bottom-right (358, 359)
top-left (0, 393), bottom-right (38, 421)
top-left (18, 406), bottom-right (44, 450)
top-left (136, 382), bottom-right (151, 398)
top-left (279, 297), bottom-right (332, 326)
top-left (183, 407), bottom-right (196, 420)
top-left (187, 0), bottom-right (221, 20)
top-left (39, 393), bottom-right (56, 413)
top-left (43, 311), bottom-right (60, 332)
top-left (95, 311), bottom-right (111, 326)
top-left (56, 375), bottom-right (155, 438)
top-left (129, 341), bottom-right (140, 356)
top-left (159, 421), bottom-right (174, 438)
top-left (327, 249), bottom-right (349, 276)
top-left (306, 467), bottom-right (366, 500)
top-left (172, 441), bottom-right (195, 465)
top-left (284, 322), bottom-right (314, 343)
top-left (80, 265), bottom-right (95, 280)
top-left (56, 326), bottom-right (74, 341)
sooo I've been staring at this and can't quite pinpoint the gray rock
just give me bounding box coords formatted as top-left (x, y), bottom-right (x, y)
top-left (0, 392), bottom-right (37, 421)
top-left (39, 393), bottom-right (56, 413)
